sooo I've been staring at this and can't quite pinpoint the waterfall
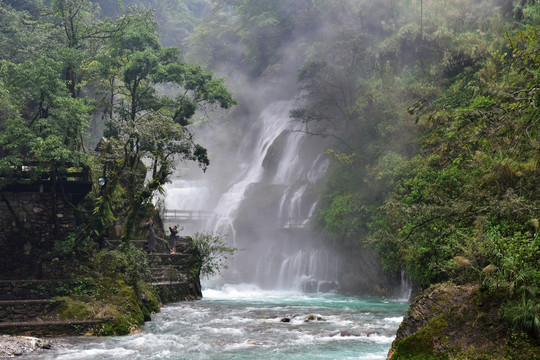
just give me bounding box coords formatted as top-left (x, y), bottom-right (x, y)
top-left (275, 249), bottom-right (339, 292)
top-left (206, 101), bottom-right (293, 237)
top-left (399, 269), bottom-right (412, 301)
top-left (165, 100), bottom-right (337, 292)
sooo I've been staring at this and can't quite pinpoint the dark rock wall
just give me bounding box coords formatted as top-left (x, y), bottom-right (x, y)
top-left (0, 280), bottom-right (71, 300)
top-left (0, 299), bottom-right (62, 323)
top-left (0, 191), bottom-right (78, 277)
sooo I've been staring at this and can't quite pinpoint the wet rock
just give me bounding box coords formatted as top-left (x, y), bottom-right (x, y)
top-left (304, 314), bottom-right (325, 322)
top-left (303, 280), bottom-right (318, 293)
top-left (318, 281), bottom-right (338, 293)
top-left (362, 330), bottom-right (377, 337)
top-left (339, 327), bottom-right (372, 337)
top-left (0, 335), bottom-right (62, 357)
top-left (387, 283), bottom-right (540, 359)
top-left (280, 317), bottom-right (291, 323)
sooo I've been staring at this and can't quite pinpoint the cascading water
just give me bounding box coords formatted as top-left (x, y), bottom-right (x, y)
top-left (164, 100), bottom-right (338, 292)
top-left (399, 269), bottom-right (412, 301)
top-left (205, 101), bottom-right (295, 245)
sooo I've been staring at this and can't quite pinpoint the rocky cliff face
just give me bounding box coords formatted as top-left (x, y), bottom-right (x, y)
top-left (387, 283), bottom-right (540, 359)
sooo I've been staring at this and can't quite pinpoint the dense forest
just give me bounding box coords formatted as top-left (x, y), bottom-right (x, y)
top-left (0, 0), bottom-right (538, 347)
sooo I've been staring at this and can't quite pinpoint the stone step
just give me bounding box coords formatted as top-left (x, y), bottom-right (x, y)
top-left (0, 320), bottom-right (104, 336)
top-left (0, 280), bottom-right (72, 301)
top-left (105, 239), bottom-right (170, 253)
top-left (0, 300), bottom-right (63, 323)
top-left (151, 264), bottom-right (187, 271)
top-left (152, 274), bottom-right (188, 283)
top-left (151, 262), bottom-right (190, 277)
top-left (150, 281), bottom-right (190, 286)
top-left (105, 239), bottom-right (194, 257)
top-left (148, 254), bottom-right (192, 264)
top-left (149, 252), bottom-right (191, 258)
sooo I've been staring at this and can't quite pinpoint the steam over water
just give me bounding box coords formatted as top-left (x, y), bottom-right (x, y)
top-left (22, 286), bottom-right (408, 360)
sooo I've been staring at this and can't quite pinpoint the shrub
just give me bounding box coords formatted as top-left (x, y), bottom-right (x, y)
top-left (190, 232), bottom-right (237, 279)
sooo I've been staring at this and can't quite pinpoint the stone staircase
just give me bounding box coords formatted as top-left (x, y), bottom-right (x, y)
top-left (0, 239), bottom-right (201, 336)
top-left (147, 248), bottom-right (202, 303)
top-left (149, 253), bottom-right (191, 283)
top-left (105, 238), bottom-right (202, 302)
top-left (0, 280), bottom-right (103, 336)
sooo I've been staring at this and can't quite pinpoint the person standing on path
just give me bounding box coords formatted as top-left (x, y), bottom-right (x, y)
top-left (145, 218), bottom-right (156, 254)
top-left (169, 225), bottom-right (178, 254)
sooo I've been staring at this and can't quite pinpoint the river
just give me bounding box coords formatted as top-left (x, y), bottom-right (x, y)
top-left (21, 284), bottom-right (408, 360)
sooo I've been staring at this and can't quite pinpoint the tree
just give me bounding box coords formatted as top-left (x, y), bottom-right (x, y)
top-left (91, 15), bottom-right (236, 240)
top-left (0, 56), bottom-right (92, 187)
top-left (0, 2), bottom-right (49, 63)
top-left (48, 0), bottom-right (144, 100)
top-left (0, 1), bottom-right (236, 245)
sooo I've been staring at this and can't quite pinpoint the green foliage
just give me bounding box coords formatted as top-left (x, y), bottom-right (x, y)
top-left (50, 232), bottom-right (96, 261)
top-left (57, 278), bottom-right (98, 297)
top-left (322, 192), bottom-right (367, 249)
top-left (117, 242), bottom-right (154, 287)
top-left (366, 16), bottom-right (540, 343)
top-left (486, 229), bottom-right (540, 340)
top-left (190, 232), bottom-right (237, 278)
top-left (0, 0), bottom-right (236, 243)
top-left (0, 2), bottom-right (48, 62)
top-left (0, 55), bottom-right (92, 188)
top-left (55, 296), bottom-right (93, 320)
top-left (213, 0), bottom-right (317, 76)
top-left (44, 231), bottom-right (160, 335)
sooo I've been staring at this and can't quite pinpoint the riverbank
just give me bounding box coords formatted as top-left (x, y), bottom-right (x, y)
top-left (387, 283), bottom-right (540, 359)
top-left (0, 335), bottom-right (64, 357)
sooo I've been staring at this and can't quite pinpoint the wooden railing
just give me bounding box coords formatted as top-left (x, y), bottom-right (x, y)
top-left (282, 218), bottom-right (308, 229)
top-left (163, 210), bottom-right (213, 223)
top-left (0, 162), bottom-right (90, 183)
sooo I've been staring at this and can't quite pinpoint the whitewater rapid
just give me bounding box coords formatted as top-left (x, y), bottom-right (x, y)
top-left (21, 285), bottom-right (408, 360)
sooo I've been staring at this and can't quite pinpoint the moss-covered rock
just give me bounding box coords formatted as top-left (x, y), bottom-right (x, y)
top-left (388, 283), bottom-right (540, 360)
top-left (50, 246), bottom-right (161, 336)
top-left (51, 280), bottom-right (159, 336)
top-left (54, 296), bottom-right (93, 321)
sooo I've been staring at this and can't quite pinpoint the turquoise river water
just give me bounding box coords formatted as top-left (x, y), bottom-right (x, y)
top-left (22, 284), bottom-right (409, 360)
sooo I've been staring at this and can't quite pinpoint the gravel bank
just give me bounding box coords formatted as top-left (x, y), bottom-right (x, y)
top-left (0, 335), bottom-right (63, 357)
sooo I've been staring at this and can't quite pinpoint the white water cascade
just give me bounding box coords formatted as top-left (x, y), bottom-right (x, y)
top-left (206, 101), bottom-right (294, 244)
top-left (164, 100), bottom-right (338, 292)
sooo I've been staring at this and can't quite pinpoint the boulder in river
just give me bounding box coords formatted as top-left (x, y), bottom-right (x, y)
top-left (304, 314), bottom-right (325, 322)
